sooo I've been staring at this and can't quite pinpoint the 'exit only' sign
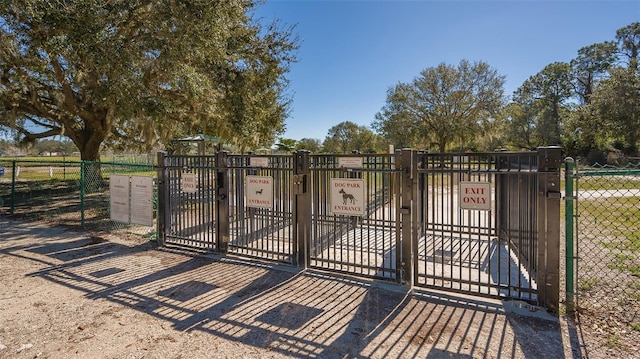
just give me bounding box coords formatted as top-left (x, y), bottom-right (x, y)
top-left (459, 181), bottom-right (491, 211)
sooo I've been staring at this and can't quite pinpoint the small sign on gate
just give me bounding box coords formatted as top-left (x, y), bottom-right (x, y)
top-left (250, 157), bottom-right (269, 167)
top-left (459, 181), bottom-right (491, 211)
top-left (330, 178), bottom-right (365, 216)
top-left (338, 157), bottom-right (363, 168)
top-left (181, 173), bottom-right (197, 193)
top-left (246, 175), bottom-right (274, 209)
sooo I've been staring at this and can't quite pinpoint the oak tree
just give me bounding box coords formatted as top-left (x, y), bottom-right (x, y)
top-left (374, 60), bottom-right (505, 153)
top-left (0, 1), bottom-right (298, 161)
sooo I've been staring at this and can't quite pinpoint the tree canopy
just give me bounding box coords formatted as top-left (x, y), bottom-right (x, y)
top-left (374, 60), bottom-right (505, 152)
top-left (0, 0), bottom-right (298, 160)
top-left (323, 121), bottom-right (380, 153)
top-left (370, 23), bottom-right (640, 159)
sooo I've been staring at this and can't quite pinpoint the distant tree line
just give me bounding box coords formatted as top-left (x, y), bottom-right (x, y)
top-left (0, 138), bottom-right (77, 157)
top-left (281, 22), bottom-right (640, 160)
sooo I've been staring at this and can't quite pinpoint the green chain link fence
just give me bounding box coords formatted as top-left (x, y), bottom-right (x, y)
top-left (565, 160), bottom-right (640, 327)
top-left (0, 158), bottom-right (157, 239)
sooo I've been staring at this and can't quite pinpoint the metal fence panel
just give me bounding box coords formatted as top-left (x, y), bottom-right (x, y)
top-left (0, 158), bottom-right (156, 237)
top-left (571, 164), bottom-right (640, 325)
top-left (156, 149), bottom-right (560, 309)
top-left (227, 155), bottom-right (295, 263)
top-left (308, 154), bottom-right (402, 280)
top-left (163, 155), bottom-right (217, 250)
top-left (414, 152), bottom-right (541, 302)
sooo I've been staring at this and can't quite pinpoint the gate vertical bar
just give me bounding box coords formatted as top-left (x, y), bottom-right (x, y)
top-left (400, 149), bottom-right (416, 285)
top-left (156, 151), bottom-right (169, 246)
top-left (293, 150), bottom-right (311, 268)
top-left (536, 146), bottom-right (562, 312)
top-left (216, 151), bottom-right (229, 253)
top-left (564, 157), bottom-right (576, 312)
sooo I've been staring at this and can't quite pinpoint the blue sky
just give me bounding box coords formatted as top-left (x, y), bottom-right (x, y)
top-left (254, 0), bottom-right (640, 142)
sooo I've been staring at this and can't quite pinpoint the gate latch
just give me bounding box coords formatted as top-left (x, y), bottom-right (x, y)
top-left (293, 174), bottom-right (307, 194)
top-left (546, 191), bottom-right (561, 199)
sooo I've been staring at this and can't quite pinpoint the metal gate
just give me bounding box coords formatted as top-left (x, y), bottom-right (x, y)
top-left (306, 154), bottom-right (403, 280)
top-left (226, 154), bottom-right (295, 263)
top-left (157, 154), bottom-right (218, 250)
top-left (157, 147), bottom-right (561, 310)
top-left (414, 149), bottom-right (560, 308)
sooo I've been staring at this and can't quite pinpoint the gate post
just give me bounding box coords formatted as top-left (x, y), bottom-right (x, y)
top-left (564, 157), bottom-right (576, 313)
top-left (536, 146), bottom-right (562, 313)
top-left (398, 149), bottom-right (417, 286)
top-left (293, 150), bottom-right (311, 268)
top-left (216, 151), bottom-right (230, 253)
top-left (156, 151), bottom-right (170, 246)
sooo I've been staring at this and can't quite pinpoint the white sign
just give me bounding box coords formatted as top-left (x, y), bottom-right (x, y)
top-left (338, 157), bottom-right (363, 168)
top-left (330, 178), bottom-right (365, 215)
top-left (181, 172), bottom-right (197, 193)
top-left (110, 175), bottom-right (130, 223)
top-left (250, 157), bottom-right (269, 167)
top-left (130, 176), bottom-right (154, 226)
top-left (246, 175), bottom-right (273, 209)
top-left (459, 181), bottom-right (492, 211)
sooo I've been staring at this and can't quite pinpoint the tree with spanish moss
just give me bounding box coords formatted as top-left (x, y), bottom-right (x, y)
top-left (0, 1), bottom-right (298, 161)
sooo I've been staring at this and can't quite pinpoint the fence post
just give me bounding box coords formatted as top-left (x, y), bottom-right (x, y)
top-left (216, 151), bottom-right (230, 254)
top-left (293, 150), bottom-right (311, 268)
top-left (398, 149), bottom-right (416, 286)
top-left (80, 161), bottom-right (85, 228)
top-left (536, 146), bottom-right (562, 313)
top-left (10, 160), bottom-right (16, 215)
top-left (564, 157), bottom-right (576, 312)
top-left (156, 152), bottom-right (169, 246)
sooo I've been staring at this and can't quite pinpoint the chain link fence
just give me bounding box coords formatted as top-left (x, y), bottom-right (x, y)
top-left (566, 160), bottom-right (640, 327)
top-left (0, 158), bottom-right (157, 239)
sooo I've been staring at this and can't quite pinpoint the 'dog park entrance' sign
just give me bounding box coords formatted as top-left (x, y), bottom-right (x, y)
top-left (246, 175), bottom-right (274, 209)
top-left (458, 181), bottom-right (491, 210)
top-left (330, 178), bottom-right (365, 216)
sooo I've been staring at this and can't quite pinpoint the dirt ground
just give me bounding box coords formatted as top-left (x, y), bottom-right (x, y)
top-left (0, 217), bottom-right (634, 359)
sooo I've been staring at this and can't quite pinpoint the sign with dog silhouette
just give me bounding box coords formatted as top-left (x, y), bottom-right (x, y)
top-left (330, 178), bottom-right (365, 215)
top-left (246, 175), bottom-right (274, 209)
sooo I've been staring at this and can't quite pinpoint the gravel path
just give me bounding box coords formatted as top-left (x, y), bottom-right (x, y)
top-left (0, 216), bottom-right (611, 359)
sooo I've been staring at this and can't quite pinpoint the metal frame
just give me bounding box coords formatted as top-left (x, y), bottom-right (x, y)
top-left (307, 153), bottom-right (403, 280)
top-left (156, 147), bottom-right (561, 310)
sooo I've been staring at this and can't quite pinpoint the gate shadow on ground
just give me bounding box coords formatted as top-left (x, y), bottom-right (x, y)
top-left (0, 217), bottom-right (580, 358)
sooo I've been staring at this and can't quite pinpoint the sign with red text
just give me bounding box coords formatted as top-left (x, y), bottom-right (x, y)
top-left (459, 181), bottom-right (491, 210)
top-left (330, 178), bottom-right (365, 215)
top-left (246, 175), bottom-right (274, 209)
top-left (181, 172), bottom-right (197, 193)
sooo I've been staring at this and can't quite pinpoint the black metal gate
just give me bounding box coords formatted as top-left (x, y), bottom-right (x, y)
top-left (306, 154), bottom-right (403, 280)
top-left (411, 152), bottom-right (543, 302)
top-left (156, 148), bottom-right (561, 310)
top-left (157, 154), bottom-right (218, 250)
top-left (226, 154), bottom-right (295, 263)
